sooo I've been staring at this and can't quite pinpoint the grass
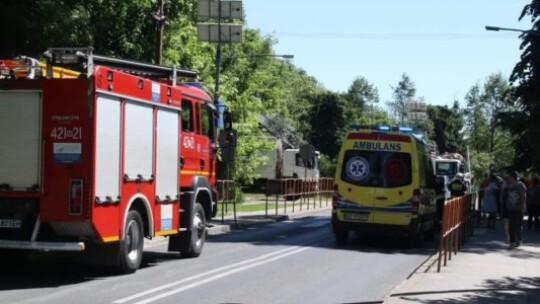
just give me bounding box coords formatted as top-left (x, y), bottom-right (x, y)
top-left (218, 201), bottom-right (284, 214)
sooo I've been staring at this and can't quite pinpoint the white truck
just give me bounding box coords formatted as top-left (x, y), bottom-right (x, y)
top-left (253, 137), bottom-right (320, 189)
top-left (431, 152), bottom-right (472, 191)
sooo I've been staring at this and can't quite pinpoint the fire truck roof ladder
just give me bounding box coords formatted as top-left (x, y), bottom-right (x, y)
top-left (43, 47), bottom-right (198, 84)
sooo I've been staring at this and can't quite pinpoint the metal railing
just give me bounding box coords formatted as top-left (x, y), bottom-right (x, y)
top-left (437, 193), bottom-right (476, 272)
top-left (264, 177), bottom-right (334, 216)
top-left (216, 178), bottom-right (334, 224)
top-left (217, 180), bottom-right (236, 224)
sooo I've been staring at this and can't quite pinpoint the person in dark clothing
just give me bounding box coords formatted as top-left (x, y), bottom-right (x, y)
top-left (448, 174), bottom-right (467, 197)
top-left (503, 171), bottom-right (527, 249)
top-left (527, 177), bottom-right (540, 231)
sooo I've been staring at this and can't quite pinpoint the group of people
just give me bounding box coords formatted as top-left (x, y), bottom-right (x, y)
top-left (480, 171), bottom-right (540, 249)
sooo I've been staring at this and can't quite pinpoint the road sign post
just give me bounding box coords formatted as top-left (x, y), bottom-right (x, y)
top-left (197, 0), bottom-right (243, 106)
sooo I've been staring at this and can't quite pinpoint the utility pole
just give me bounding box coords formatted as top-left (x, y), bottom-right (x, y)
top-left (197, 0), bottom-right (243, 105)
top-left (153, 0), bottom-right (167, 65)
top-left (213, 0), bottom-right (222, 105)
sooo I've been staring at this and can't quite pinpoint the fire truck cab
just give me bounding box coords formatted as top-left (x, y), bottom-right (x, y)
top-left (0, 48), bottom-right (220, 273)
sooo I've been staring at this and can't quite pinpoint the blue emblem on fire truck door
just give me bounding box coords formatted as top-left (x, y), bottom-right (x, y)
top-left (151, 83), bottom-right (161, 102)
top-left (346, 156), bottom-right (370, 182)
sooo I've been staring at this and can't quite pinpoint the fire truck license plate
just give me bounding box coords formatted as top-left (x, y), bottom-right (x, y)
top-left (343, 212), bottom-right (368, 222)
top-left (0, 219), bottom-right (22, 229)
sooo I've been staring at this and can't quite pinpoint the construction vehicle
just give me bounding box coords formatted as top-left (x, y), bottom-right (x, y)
top-left (431, 152), bottom-right (472, 190)
top-left (0, 48), bottom-right (227, 273)
top-left (253, 136), bottom-right (320, 189)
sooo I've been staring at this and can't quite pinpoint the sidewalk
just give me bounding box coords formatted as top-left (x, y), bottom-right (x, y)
top-left (208, 200), bottom-right (331, 235)
top-left (384, 220), bottom-right (540, 304)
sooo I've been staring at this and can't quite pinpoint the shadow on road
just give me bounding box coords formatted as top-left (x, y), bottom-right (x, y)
top-left (0, 250), bottom-right (184, 291)
top-left (208, 215), bottom-right (438, 256)
top-left (394, 276), bottom-right (540, 304)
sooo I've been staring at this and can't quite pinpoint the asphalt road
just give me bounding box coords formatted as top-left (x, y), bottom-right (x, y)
top-left (0, 211), bottom-right (436, 304)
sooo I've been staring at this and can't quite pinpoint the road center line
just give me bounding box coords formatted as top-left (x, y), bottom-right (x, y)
top-left (113, 237), bottom-right (331, 304)
top-left (132, 246), bottom-right (314, 304)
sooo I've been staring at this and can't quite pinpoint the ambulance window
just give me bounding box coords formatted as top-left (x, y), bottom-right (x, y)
top-left (181, 100), bottom-right (193, 132)
top-left (202, 105), bottom-right (215, 142)
top-left (341, 150), bottom-right (412, 188)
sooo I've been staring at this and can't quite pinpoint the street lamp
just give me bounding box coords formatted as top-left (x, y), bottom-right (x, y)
top-left (222, 54), bottom-right (294, 60)
top-left (224, 54), bottom-right (294, 59)
top-left (485, 25), bottom-right (540, 37)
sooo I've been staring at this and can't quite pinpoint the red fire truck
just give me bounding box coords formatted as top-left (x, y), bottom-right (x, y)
top-left (0, 48), bottom-right (222, 273)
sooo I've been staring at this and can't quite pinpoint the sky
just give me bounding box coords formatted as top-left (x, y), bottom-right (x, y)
top-left (242, 0), bottom-right (531, 107)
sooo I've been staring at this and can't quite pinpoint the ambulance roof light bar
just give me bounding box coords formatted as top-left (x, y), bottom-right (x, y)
top-left (350, 124), bottom-right (409, 132)
top-left (43, 47), bottom-right (198, 81)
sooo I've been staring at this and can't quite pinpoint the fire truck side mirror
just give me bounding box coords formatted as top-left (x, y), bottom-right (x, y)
top-left (219, 130), bottom-right (237, 148)
top-left (218, 129), bottom-right (237, 162)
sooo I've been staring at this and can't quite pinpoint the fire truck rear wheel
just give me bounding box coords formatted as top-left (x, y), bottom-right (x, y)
top-left (118, 210), bottom-right (144, 273)
top-left (182, 203), bottom-right (206, 258)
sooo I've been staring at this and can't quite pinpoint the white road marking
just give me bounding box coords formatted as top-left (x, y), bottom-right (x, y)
top-left (133, 247), bottom-right (310, 304)
top-left (113, 237), bottom-right (331, 304)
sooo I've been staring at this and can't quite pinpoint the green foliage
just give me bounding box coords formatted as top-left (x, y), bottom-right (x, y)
top-left (427, 102), bottom-right (465, 153)
top-left (388, 73), bottom-right (416, 123)
top-left (464, 84), bottom-right (491, 152)
top-left (464, 73), bottom-right (518, 175)
top-left (343, 76), bottom-right (380, 123)
top-left (469, 150), bottom-right (495, 186)
top-left (304, 92), bottom-right (349, 159)
top-left (507, 1), bottom-right (540, 171)
top-left (318, 154), bottom-right (337, 178)
top-left (7, 0), bottom-right (522, 180)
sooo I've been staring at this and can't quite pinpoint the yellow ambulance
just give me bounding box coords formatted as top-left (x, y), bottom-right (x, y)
top-left (331, 126), bottom-right (436, 245)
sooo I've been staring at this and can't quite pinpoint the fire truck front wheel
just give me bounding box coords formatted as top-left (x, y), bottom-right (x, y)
top-left (118, 210), bottom-right (144, 273)
top-left (182, 203), bottom-right (206, 258)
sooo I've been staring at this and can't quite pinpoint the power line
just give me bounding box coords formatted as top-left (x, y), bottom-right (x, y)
top-left (266, 31), bottom-right (521, 40)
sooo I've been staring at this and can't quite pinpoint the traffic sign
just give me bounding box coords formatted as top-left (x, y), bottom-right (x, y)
top-left (198, 0), bottom-right (243, 19)
top-left (197, 23), bottom-right (243, 43)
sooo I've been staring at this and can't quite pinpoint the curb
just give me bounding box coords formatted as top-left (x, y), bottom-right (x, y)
top-left (382, 251), bottom-right (438, 304)
top-left (382, 227), bottom-right (489, 304)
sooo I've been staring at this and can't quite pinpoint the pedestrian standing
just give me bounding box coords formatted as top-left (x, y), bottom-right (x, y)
top-left (478, 173), bottom-right (489, 224)
top-left (448, 173), bottom-right (467, 197)
top-left (482, 173), bottom-right (500, 229)
top-left (527, 177), bottom-right (540, 231)
top-left (503, 171), bottom-right (527, 249)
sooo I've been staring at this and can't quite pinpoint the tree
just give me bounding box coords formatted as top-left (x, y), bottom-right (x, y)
top-left (388, 73), bottom-right (416, 123)
top-left (506, 1), bottom-right (540, 170)
top-left (342, 76), bottom-right (380, 124)
top-left (304, 92), bottom-right (348, 159)
top-left (464, 84), bottom-right (490, 152)
top-left (427, 102), bottom-right (465, 153)
top-left (481, 73), bottom-right (514, 153)
top-left (0, 0), bottom-right (171, 62)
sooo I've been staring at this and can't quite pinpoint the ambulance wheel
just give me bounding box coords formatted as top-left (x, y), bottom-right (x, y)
top-left (118, 210), bottom-right (144, 274)
top-left (181, 203), bottom-right (206, 258)
top-left (411, 223), bottom-right (425, 247)
top-left (334, 228), bottom-right (349, 245)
